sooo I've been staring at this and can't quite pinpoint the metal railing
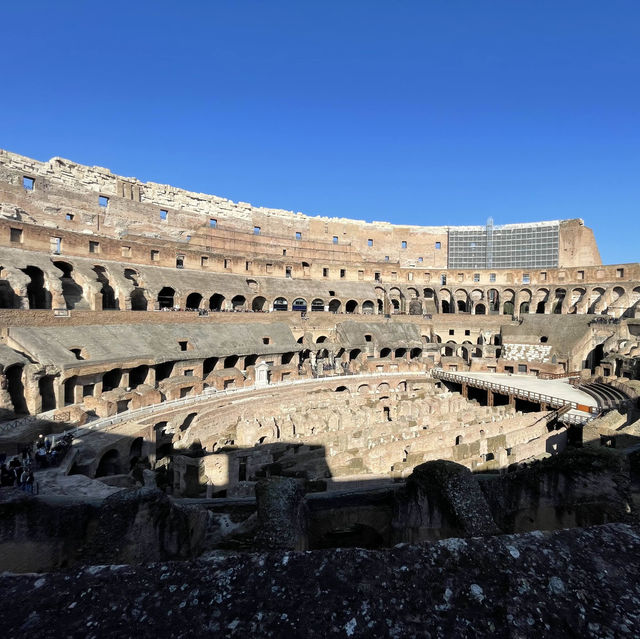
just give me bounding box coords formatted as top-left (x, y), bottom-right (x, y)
top-left (431, 368), bottom-right (599, 418)
top-left (74, 371), bottom-right (429, 435)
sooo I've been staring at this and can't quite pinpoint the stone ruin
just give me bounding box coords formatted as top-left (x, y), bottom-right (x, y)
top-left (0, 149), bottom-right (639, 635)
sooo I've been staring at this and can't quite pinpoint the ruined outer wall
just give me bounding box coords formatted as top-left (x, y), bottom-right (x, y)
top-left (0, 149), bottom-right (602, 269)
top-left (559, 219), bottom-right (601, 267)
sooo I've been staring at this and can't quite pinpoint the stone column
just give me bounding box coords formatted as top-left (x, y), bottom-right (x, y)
top-left (254, 477), bottom-right (307, 551)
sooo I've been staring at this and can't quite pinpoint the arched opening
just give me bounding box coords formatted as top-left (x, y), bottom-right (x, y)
top-left (273, 297), bottom-right (288, 311)
top-left (203, 357), bottom-right (218, 377)
top-left (503, 301), bottom-right (514, 315)
top-left (185, 292), bottom-right (203, 310)
top-left (441, 300), bottom-right (450, 314)
top-left (244, 354), bottom-right (258, 367)
top-left (224, 355), bottom-right (239, 368)
top-left (0, 279), bottom-right (17, 308)
top-left (345, 300), bottom-right (358, 314)
top-left (362, 300), bottom-right (375, 314)
top-left (488, 289), bottom-right (499, 313)
top-left (53, 261), bottom-right (85, 309)
top-left (231, 295), bottom-right (246, 310)
top-left (328, 299), bottom-right (341, 313)
top-left (475, 303), bottom-right (486, 315)
top-left (395, 348), bottom-right (406, 358)
top-left (130, 288), bottom-right (148, 311)
top-left (349, 349), bottom-right (361, 361)
top-left (102, 368), bottom-right (122, 392)
top-left (380, 348), bottom-right (391, 358)
top-left (552, 289), bottom-right (566, 314)
top-left (536, 301), bottom-right (546, 314)
top-left (158, 287), bottom-right (175, 309)
top-left (377, 299), bottom-right (384, 313)
top-left (282, 352), bottom-right (295, 365)
top-left (38, 375), bottom-right (56, 412)
top-left (93, 266), bottom-right (118, 310)
top-left (95, 449), bottom-right (122, 477)
top-left (252, 296), bottom-right (267, 312)
top-left (209, 293), bottom-right (225, 311)
top-left (311, 298), bottom-right (325, 312)
top-left (444, 345), bottom-right (455, 357)
top-left (5, 364), bottom-right (27, 414)
top-left (155, 361), bottom-right (174, 382)
top-left (21, 266), bottom-right (51, 309)
top-left (519, 302), bottom-right (530, 314)
top-left (457, 300), bottom-right (467, 313)
top-left (129, 365), bottom-right (149, 388)
top-left (292, 298), bottom-right (307, 312)
top-left (410, 348), bottom-right (422, 359)
top-left (335, 386), bottom-right (348, 393)
top-left (391, 299), bottom-right (400, 313)
top-left (64, 376), bottom-right (77, 406)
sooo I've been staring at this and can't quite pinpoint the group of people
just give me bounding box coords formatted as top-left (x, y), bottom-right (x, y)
top-left (0, 454), bottom-right (36, 493)
top-left (0, 432), bottom-right (73, 494)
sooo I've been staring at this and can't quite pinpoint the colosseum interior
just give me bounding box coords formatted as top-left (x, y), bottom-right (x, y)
top-left (0, 148), bottom-right (639, 570)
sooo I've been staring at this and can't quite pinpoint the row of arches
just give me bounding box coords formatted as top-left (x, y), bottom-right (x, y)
top-left (2, 261), bottom-right (639, 318)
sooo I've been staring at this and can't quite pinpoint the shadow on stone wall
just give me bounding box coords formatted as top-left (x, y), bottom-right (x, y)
top-left (0, 427), bottom-right (639, 572)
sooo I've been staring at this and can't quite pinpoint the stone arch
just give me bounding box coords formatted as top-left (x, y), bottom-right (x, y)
top-left (252, 296), bottom-right (267, 312)
top-left (377, 382), bottom-right (390, 393)
top-left (5, 364), bottom-right (27, 414)
top-left (292, 298), bottom-right (307, 312)
top-left (311, 298), bottom-right (325, 312)
top-left (345, 299), bottom-right (358, 314)
top-left (487, 288), bottom-right (500, 313)
top-left (475, 303), bottom-right (486, 315)
top-left (551, 288), bottom-right (566, 314)
top-left (21, 265), bottom-right (51, 309)
top-left (440, 289), bottom-right (454, 314)
top-left (53, 261), bottom-right (85, 309)
top-left (185, 292), bottom-right (203, 310)
top-left (568, 287), bottom-right (586, 314)
top-left (93, 265), bottom-right (118, 310)
top-left (273, 297), bottom-right (288, 311)
top-left (588, 287), bottom-right (606, 314)
top-left (534, 288), bottom-right (549, 314)
top-left (0, 276), bottom-right (17, 308)
top-left (328, 299), bottom-right (341, 313)
top-left (357, 384), bottom-right (370, 394)
top-left (362, 300), bottom-right (375, 314)
top-left (158, 287), bottom-right (175, 309)
top-left (503, 289), bottom-right (516, 316)
top-left (209, 293), bottom-right (225, 311)
top-left (231, 295), bottom-right (246, 310)
top-left (130, 288), bottom-right (148, 311)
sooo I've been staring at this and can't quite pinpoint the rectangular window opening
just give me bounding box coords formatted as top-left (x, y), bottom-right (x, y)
top-left (98, 196), bottom-right (109, 208)
top-left (23, 176), bottom-right (34, 190)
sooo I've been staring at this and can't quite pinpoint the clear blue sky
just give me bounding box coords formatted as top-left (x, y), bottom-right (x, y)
top-left (2, 1), bottom-right (638, 264)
